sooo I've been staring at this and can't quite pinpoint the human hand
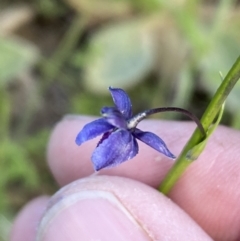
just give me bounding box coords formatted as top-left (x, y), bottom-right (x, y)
top-left (10, 116), bottom-right (240, 241)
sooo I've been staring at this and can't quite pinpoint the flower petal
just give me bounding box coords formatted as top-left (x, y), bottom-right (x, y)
top-left (133, 129), bottom-right (175, 159)
top-left (92, 130), bottom-right (138, 171)
top-left (109, 87), bottom-right (132, 119)
top-left (101, 106), bottom-right (127, 128)
top-left (75, 118), bottom-right (113, 146)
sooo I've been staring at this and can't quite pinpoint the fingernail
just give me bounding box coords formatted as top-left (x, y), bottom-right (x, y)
top-left (36, 190), bottom-right (150, 241)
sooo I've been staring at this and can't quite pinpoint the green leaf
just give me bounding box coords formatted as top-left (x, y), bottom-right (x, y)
top-left (84, 19), bottom-right (155, 94)
top-left (0, 37), bottom-right (39, 86)
top-left (186, 102), bottom-right (225, 161)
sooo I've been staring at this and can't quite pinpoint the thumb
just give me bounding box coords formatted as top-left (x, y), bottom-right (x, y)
top-left (36, 176), bottom-right (212, 241)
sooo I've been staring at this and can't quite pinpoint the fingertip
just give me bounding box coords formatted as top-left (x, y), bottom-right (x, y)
top-left (47, 115), bottom-right (97, 185)
top-left (36, 176), bottom-right (212, 241)
top-left (10, 196), bottom-right (50, 241)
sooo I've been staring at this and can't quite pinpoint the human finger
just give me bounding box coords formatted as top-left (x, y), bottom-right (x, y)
top-left (47, 115), bottom-right (240, 240)
top-left (10, 196), bottom-right (49, 241)
top-left (35, 176), bottom-right (212, 241)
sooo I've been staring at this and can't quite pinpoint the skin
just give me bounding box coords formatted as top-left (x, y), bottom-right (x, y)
top-left (10, 115), bottom-right (240, 241)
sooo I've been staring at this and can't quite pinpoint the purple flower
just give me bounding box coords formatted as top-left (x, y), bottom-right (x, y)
top-left (75, 87), bottom-right (175, 171)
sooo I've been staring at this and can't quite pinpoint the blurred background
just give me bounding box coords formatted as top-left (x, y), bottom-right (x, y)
top-left (0, 0), bottom-right (240, 239)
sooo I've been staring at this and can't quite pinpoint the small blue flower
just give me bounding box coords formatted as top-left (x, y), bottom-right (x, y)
top-left (76, 87), bottom-right (175, 171)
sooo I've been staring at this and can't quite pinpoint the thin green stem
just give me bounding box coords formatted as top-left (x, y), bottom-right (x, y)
top-left (159, 55), bottom-right (240, 194)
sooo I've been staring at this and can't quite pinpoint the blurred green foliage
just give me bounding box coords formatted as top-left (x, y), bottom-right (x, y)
top-left (0, 37), bottom-right (38, 84)
top-left (0, 0), bottom-right (240, 240)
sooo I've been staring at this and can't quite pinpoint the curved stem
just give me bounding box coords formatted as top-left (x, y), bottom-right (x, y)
top-left (130, 107), bottom-right (206, 137)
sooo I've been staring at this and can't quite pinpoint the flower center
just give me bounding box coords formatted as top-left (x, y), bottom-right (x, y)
top-left (127, 112), bottom-right (147, 129)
